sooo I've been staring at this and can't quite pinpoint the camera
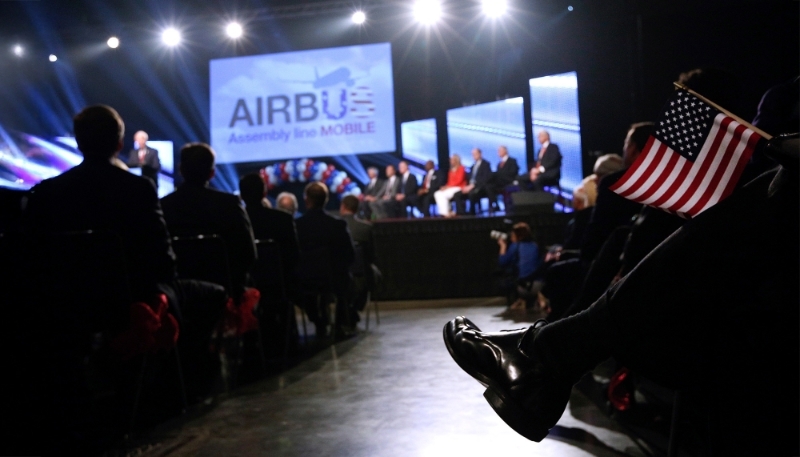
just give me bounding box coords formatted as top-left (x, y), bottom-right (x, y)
top-left (490, 230), bottom-right (508, 241)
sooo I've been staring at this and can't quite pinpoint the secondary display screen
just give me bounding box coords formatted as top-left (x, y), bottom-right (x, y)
top-left (210, 43), bottom-right (396, 164)
top-left (400, 118), bottom-right (437, 166)
top-left (446, 98), bottom-right (527, 169)
top-left (529, 71), bottom-right (583, 192)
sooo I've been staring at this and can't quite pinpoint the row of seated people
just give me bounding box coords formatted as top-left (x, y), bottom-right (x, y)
top-left (359, 130), bottom-right (563, 219)
top-left (7, 105), bottom-right (374, 454)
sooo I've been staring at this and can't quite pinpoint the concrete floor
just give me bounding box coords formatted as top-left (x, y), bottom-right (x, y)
top-left (137, 301), bottom-right (648, 457)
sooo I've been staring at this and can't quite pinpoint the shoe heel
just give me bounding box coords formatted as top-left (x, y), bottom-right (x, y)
top-left (483, 388), bottom-right (549, 442)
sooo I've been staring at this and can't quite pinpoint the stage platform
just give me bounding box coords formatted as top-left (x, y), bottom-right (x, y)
top-left (371, 212), bottom-right (572, 301)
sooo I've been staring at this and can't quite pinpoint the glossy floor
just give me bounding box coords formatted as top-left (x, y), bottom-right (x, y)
top-left (139, 302), bottom-right (648, 457)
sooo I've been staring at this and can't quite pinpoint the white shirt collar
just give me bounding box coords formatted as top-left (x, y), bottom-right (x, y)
top-left (542, 141), bottom-right (550, 149)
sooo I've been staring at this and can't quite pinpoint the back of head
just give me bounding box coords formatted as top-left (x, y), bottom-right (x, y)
top-left (678, 67), bottom-right (742, 113)
top-left (512, 222), bottom-right (533, 242)
top-left (593, 154), bottom-right (625, 180)
top-left (276, 192), bottom-right (298, 214)
top-left (628, 122), bottom-right (655, 152)
top-left (239, 173), bottom-right (266, 206)
top-left (180, 143), bottom-right (216, 185)
top-left (341, 195), bottom-right (359, 214)
top-left (304, 182), bottom-right (328, 209)
top-left (73, 105), bottom-right (124, 160)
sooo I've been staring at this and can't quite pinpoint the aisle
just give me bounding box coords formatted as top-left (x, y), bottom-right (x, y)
top-left (140, 305), bottom-right (645, 457)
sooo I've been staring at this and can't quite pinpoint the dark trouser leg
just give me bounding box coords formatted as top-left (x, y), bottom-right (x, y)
top-left (418, 193), bottom-right (433, 216)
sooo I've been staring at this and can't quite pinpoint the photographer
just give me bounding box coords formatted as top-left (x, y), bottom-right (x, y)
top-left (495, 222), bottom-right (541, 310)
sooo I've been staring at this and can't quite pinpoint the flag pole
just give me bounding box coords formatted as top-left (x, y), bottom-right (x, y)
top-left (673, 82), bottom-right (773, 140)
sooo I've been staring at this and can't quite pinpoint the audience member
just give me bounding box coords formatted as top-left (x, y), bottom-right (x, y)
top-left (295, 182), bottom-right (356, 335)
top-left (276, 191), bottom-right (299, 217)
top-left (239, 173), bottom-right (300, 291)
top-left (416, 160), bottom-right (444, 217)
top-left (360, 166), bottom-right (384, 220)
top-left (339, 195), bottom-right (377, 312)
top-left (370, 164), bottom-right (400, 220)
top-left (161, 143), bottom-right (257, 297)
top-left (433, 154), bottom-right (467, 218)
top-left (489, 145), bottom-right (520, 211)
top-left (126, 130), bottom-right (161, 188)
top-left (457, 148), bottom-right (492, 215)
top-left (496, 222), bottom-right (541, 308)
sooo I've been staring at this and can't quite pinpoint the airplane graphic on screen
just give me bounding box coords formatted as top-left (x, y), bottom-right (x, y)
top-left (286, 67), bottom-right (360, 88)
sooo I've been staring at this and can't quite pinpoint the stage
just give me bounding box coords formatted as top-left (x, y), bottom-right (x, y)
top-left (371, 212), bottom-right (572, 300)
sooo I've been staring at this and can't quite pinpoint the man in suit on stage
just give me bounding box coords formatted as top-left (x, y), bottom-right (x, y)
top-left (489, 145), bottom-right (520, 211)
top-left (359, 166), bottom-right (384, 220)
top-left (370, 164), bottom-right (401, 220)
top-left (127, 130), bottom-right (161, 188)
top-left (417, 160), bottom-right (444, 217)
top-left (528, 130), bottom-right (562, 191)
top-left (161, 143), bottom-right (257, 297)
top-left (394, 161), bottom-right (419, 217)
top-left (457, 148), bottom-right (492, 215)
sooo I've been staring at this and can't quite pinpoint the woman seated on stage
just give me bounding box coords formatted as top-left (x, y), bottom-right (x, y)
top-left (433, 154), bottom-right (467, 217)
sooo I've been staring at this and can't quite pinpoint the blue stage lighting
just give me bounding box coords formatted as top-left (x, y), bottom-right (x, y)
top-left (226, 22), bottom-right (243, 39)
top-left (352, 11), bottom-right (366, 25)
top-left (49, 54), bottom-right (57, 62)
top-left (568, 5), bottom-right (574, 11)
top-left (107, 36), bottom-right (120, 48)
top-left (12, 44), bottom-right (23, 57)
top-left (162, 27), bottom-right (181, 46)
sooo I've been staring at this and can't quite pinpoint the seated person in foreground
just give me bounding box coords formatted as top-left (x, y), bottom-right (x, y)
top-left (339, 195), bottom-right (378, 312)
top-left (161, 143), bottom-right (257, 297)
top-left (295, 182), bottom-right (356, 334)
top-left (239, 173), bottom-right (300, 291)
top-left (417, 160), bottom-right (444, 217)
top-left (433, 154), bottom-right (467, 218)
top-left (456, 148), bottom-right (491, 215)
top-left (276, 191), bottom-right (299, 218)
top-left (496, 222), bottom-right (541, 309)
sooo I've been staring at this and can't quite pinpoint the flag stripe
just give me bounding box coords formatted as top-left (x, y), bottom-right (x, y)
top-left (697, 127), bottom-right (760, 214)
top-left (682, 122), bottom-right (749, 215)
top-left (616, 141), bottom-right (670, 199)
top-left (640, 154), bottom-right (688, 205)
top-left (626, 141), bottom-right (682, 202)
top-left (609, 136), bottom-right (657, 195)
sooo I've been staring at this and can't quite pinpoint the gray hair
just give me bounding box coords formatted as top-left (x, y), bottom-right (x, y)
top-left (276, 191), bottom-right (298, 215)
top-left (593, 154), bottom-right (624, 180)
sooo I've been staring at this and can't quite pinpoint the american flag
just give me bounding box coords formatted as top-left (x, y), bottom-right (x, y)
top-left (610, 89), bottom-right (765, 218)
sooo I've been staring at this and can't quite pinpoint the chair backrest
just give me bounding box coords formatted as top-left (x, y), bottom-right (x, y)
top-left (171, 234), bottom-right (232, 292)
top-left (351, 242), bottom-right (368, 277)
top-left (296, 247), bottom-right (333, 288)
top-left (252, 239), bottom-right (286, 298)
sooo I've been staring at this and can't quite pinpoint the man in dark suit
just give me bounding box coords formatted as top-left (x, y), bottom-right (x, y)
top-left (127, 130), bottom-right (161, 188)
top-left (417, 160), bottom-right (444, 217)
top-left (295, 182), bottom-right (356, 334)
top-left (370, 164), bottom-right (401, 220)
top-left (161, 143), bottom-right (257, 297)
top-left (489, 145), bottom-right (520, 211)
top-left (359, 166), bottom-right (384, 220)
top-left (339, 195), bottom-right (378, 313)
top-left (457, 148), bottom-right (492, 215)
top-left (529, 130), bottom-right (562, 191)
top-left (395, 160), bottom-right (419, 217)
top-left (238, 173), bottom-right (300, 289)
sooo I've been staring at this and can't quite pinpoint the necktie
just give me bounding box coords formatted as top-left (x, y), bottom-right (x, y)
top-left (139, 149), bottom-right (146, 163)
top-left (500, 160), bottom-right (505, 168)
top-left (425, 173), bottom-right (431, 189)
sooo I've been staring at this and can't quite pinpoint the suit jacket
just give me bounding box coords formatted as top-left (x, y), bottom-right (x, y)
top-left (581, 169), bottom-right (643, 262)
top-left (295, 209), bottom-right (355, 278)
top-left (379, 175), bottom-right (401, 198)
top-left (536, 143), bottom-right (562, 187)
top-left (421, 169), bottom-right (445, 193)
top-left (363, 178), bottom-right (385, 197)
top-left (467, 159), bottom-right (492, 188)
top-left (399, 172), bottom-right (419, 203)
top-left (127, 146), bottom-right (161, 186)
top-left (161, 183), bottom-right (257, 290)
top-left (24, 159), bottom-right (176, 301)
top-left (494, 157), bottom-right (520, 187)
top-left (246, 203), bottom-right (300, 281)
top-left (340, 213), bottom-right (374, 263)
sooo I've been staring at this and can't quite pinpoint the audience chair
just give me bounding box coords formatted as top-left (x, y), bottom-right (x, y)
top-left (352, 242), bottom-right (380, 330)
top-left (252, 239), bottom-right (300, 365)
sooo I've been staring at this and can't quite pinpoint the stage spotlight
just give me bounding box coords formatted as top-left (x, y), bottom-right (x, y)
top-left (413, 0), bottom-right (442, 25)
top-left (48, 54), bottom-right (57, 62)
top-left (107, 36), bottom-right (120, 48)
top-left (161, 27), bottom-right (181, 46)
top-left (12, 44), bottom-right (23, 57)
top-left (352, 11), bottom-right (366, 25)
top-left (226, 22), bottom-right (243, 39)
top-left (482, 0), bottom-right (508, 18)
top-left (568, 5), bottom-right (574, 11)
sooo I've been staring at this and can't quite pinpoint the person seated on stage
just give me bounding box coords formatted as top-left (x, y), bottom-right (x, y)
top-left (359, 166), bottom-right (384, 220)
top-left (488, 145), bottom-right (520, 211)
top-left (395, 160), bottom-right (419, 217)
top-left (433, 154), bottom-right (467, 218)
top-left (238, 173), bottom-right (300, 292)
top-left (456, 148), bottom-right (492, 215)
top-left (443, 134), bottom-right (799, 455)
top-left (295, 182), bottom-right (356, 335)
top-left (417, 160), bottom-right (445, 217)
top-left (528, 130), bottom-right (563, 191)
top-left (495, 222), bottom-right (541, 310)
top-left (370, 164), bottom-right (401, 220)
top-left (276, 191), bottom-right (299, 218)
top-left (161, 143), bottom-right (257, 298)
top-left (339, 195), bottom-right (378, 312)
